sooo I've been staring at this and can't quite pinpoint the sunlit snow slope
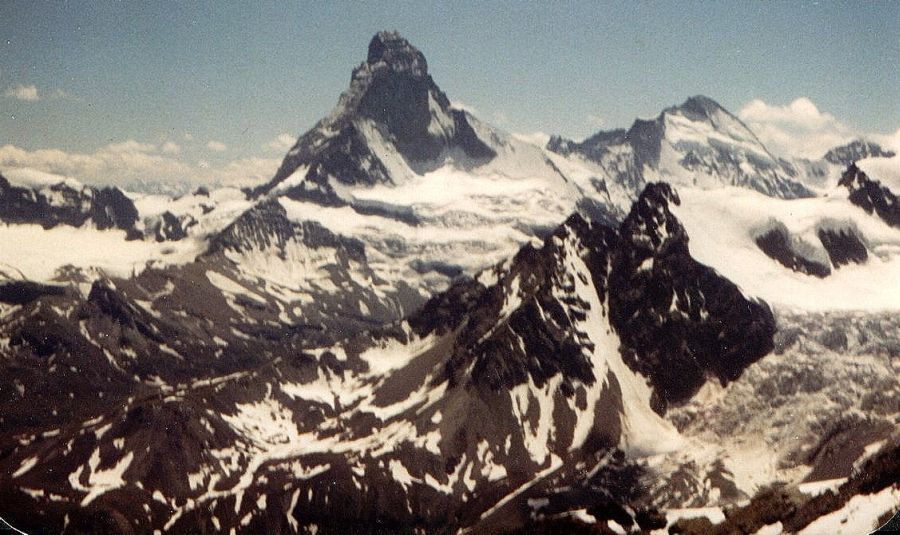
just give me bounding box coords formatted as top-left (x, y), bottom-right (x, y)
top-left (669, 186), bottom-right (900, 311)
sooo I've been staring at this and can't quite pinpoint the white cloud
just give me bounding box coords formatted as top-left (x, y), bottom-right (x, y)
top-left (105, 140), bottom-right (157, 153)
top-left (5, 84), bottom-right (40, 101)
top-left (267, 133), bottom-right (295, 152)
top-left (0, 140), bottom-right (280, 193)
top-left (206, 140), bottom-right (227, 152)
top-left (738, 97), bottom-right (856, 159)
top-left (160, 141), bottom-right (181, 154)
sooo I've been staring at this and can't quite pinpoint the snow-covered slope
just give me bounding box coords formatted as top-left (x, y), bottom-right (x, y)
top-left (668, 185), bottom-right (900, 311)
top-left (0, 169), bottom-right (255, 283)
top-left (548, 95), bottom-right (813, 200)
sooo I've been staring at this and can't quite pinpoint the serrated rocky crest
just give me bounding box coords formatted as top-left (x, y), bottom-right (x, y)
top-left (0, 172), bottom-right (140, 238)
top-left (839, 162), bottom-right (900, 228)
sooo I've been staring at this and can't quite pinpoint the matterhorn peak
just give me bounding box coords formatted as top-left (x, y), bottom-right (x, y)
top-left (363, 31), bottom-right (428, 77)
top-left (254, 30), bottom-right (495, 198)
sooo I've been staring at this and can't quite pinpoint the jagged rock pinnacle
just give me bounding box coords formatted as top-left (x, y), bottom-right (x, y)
top-left (365, 31), bottom-right (428, 77)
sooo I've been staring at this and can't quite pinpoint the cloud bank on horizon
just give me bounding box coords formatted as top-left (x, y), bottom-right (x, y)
top-left (0, 97), bottom-right (897, 193)
top-left (0, 133), bottom-right (296, 194)
top-left (738, 97), bottom-right (900, 160)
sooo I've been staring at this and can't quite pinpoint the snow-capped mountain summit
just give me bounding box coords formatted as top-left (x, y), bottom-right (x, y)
top-left (548, 95), bottom-right (813, 199)
top-left (839, 162), bottom-right (900, 228)
top-left (254, 31), bottom-right (496, 202)
top-left (232, 32), bottom-right (614, 315)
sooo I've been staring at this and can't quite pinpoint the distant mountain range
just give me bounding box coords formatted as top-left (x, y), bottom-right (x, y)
top-left (0, 31), bottom-right (898, 534)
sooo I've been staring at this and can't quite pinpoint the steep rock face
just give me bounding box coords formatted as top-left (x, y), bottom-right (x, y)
top-left (443, 214), bottom-right (619, 394)
top-left (253, 31), bottom-right (495, 202)
top-left (0, 172), bottom-right (139, 237)
top-left (839, 163), bottom-right (900, 228)
top-left (608, 183), bottom-right (776, 410)
top-left (825, 139), bottom-right (896, 166)
top-left (547, 96), bottom-right (812, 199)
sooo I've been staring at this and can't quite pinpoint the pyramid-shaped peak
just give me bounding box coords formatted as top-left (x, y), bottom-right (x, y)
top-left (365, 31), bottom-right (428, 76)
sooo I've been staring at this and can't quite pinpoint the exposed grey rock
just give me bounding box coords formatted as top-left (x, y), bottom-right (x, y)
top-left (839, 163), bottom-right (900, 228)
top-left (0, 172), bottom-right (140, 238)
top-left (825, 139), bottom-right (896, 166)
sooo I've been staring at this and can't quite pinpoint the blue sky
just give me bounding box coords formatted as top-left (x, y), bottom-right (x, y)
top-left (1, 1), bottom-right (897, 188)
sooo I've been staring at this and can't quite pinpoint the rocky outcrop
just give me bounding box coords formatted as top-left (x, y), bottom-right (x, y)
top-left (755, 225), bottom-right (831, 277)
top-left (609, 183), bottom-right (776, 410)
top-left (839, 163), bottom-right (900, 228)
top-left (817, 227), bottom-right (868, 267)
top-left (0, 173), bottom-right (140, 237)
top-left (146, 211), bottom-right (196, 242)
top-left (824, 139), bottom-right (896, 166)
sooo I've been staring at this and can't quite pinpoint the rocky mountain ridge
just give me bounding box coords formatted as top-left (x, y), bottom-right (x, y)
top-left (0, 30), bottom-right (898, 535)
top-left (547, 95), bottom-right (814, 199)
top-left (0, 182), bottom-right (780, 534)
